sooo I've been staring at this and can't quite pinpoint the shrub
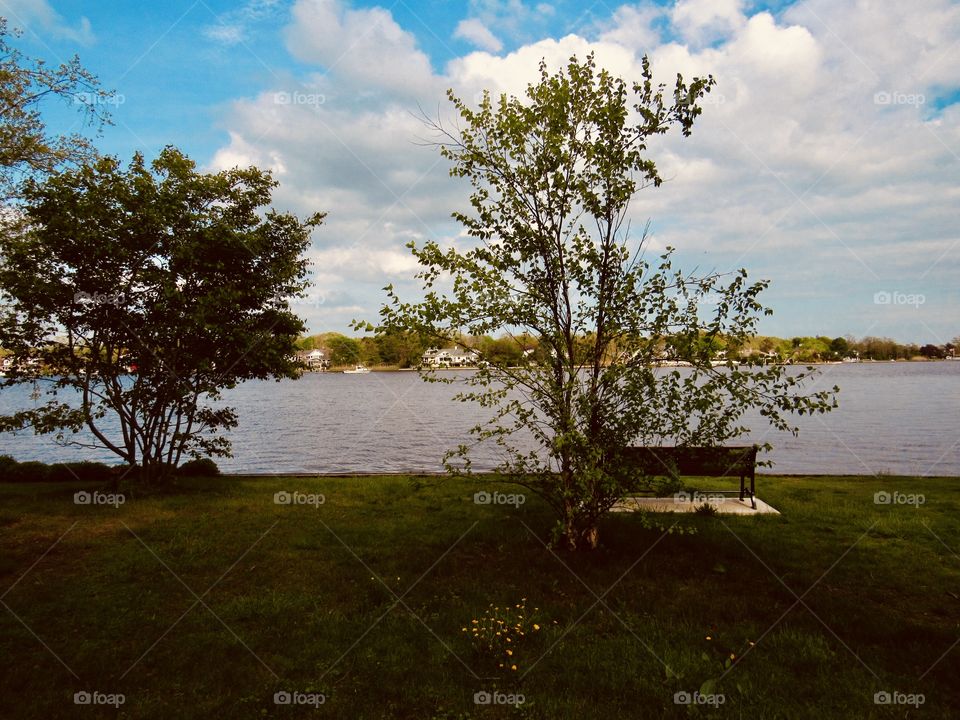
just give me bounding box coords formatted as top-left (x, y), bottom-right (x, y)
top-left (5, 460), bottom-right (51, 483)
top-left (176, 458), bottom-right (220, 477)
top-left (0, 458), bottom-right (116, 483)
top-left (48, 461), bottom-right (113, 483)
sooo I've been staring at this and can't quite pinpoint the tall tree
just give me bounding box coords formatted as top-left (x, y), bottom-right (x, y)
top-left (0, 17), bottom-right (113, 201)
top-left (379, 54), bottom-right (837, 550)
top-left (0, 148), bottom-right (323, 482)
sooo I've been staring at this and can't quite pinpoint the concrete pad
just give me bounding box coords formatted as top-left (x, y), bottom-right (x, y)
top-left (611, 495), bottom-right (780, 515)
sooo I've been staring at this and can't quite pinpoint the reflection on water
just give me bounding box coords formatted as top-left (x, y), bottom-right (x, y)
top-left (0, 363), bottom-right (957, 476)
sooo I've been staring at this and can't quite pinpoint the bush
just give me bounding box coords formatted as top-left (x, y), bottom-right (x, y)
top-left (0, 457), bottom-right (116, 483)
top-left (5, 460), bottom-right (52, 483)
top-left (0, 457), bottom-right (216, 482)
top-left (0, 455), bottom-right (16, 475)
top-left (48, 461), bottom-right (113, 483)
top-left (176, 458), bottom-right (220, 477)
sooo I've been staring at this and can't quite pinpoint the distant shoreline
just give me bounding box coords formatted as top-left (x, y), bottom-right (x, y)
top-left (311, 357), bottom-right (960, 373)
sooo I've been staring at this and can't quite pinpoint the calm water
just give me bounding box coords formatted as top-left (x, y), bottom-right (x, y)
top-left (1, 363), bottom-right (957, 476)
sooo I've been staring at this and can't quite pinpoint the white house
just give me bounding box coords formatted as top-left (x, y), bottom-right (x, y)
top-left (301, 349), bottom-right (329, 370)
top-left (421, 347), bottom-right (480, 368)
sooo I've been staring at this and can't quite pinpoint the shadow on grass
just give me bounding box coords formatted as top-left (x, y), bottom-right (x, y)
top-left (0, 474), bottom-right (957, 718)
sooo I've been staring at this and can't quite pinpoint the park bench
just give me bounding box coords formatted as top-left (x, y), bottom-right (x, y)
top-left (621, 445), bottom-right (759, 509)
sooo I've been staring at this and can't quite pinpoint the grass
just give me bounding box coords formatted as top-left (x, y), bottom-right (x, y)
top-left (0, 473), bottom-right (958, 718)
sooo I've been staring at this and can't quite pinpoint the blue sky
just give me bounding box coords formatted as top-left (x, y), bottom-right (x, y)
top-left (5, 0), bottom-right (959, 344)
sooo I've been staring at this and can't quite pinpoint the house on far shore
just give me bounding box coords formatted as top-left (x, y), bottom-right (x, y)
top-left (299, 348), bottom-right (330, 371)
top-left (421, 346), bottom-right (480, 368)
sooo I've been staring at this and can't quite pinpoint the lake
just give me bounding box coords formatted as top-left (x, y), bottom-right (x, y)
top-left (0, 362), bottom-right (957, 476)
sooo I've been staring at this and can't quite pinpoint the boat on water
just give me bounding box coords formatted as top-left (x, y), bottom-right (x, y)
top-left (343, 364), bottom-right (371, 374)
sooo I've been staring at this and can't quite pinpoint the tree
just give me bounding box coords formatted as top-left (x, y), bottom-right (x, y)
top-left (475, 334), bottom-right (525, 366)
top-left (379, 55), bottom-right (837, 550)
top-left (0, 17), bottom-right (113, 201)
top-left (0, 147), bottom-right (323, 482)
top-left (326, 334), bottom-right (361, 366)
top-left (374, 329), bottom-right (428, 368)
top-left (829, 336), bottom-right (849, 359)
top-left (358, 336), bottom-right (381, 366)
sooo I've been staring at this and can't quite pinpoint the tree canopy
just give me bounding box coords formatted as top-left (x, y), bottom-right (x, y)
top-left (0, 147), bottom-right (323, 482)
top-left (0, 17), bottom-right (113, 201)
top-left (379, 54), bottom-right (838, 550)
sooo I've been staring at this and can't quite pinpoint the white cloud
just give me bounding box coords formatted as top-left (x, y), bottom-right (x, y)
top-left (671, 0), bottom-right (745, 45)
top-left (210, 0), bottom-right (960, 341)
top-left (284, 0), bottom-right (438, 100)
top-left (454, 18), bottom-right (503, 53)
top-left (0, 0), bottom-right (94, 44)
top-left (203, 0), bottom-right (281, 46)
top-left (597, 4), bottom-right (664, 52)
top-left (447, 34), bottom-right (640, 100)
top-left (465, 0), bottom-right (556, 43)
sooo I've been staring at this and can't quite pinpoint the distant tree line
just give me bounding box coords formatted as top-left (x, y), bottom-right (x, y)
top-left (295, 331), bottom-right (958, 367)
top-left (296, 331), bottom-right (544, 368)
top-left (748, 335), bottom-right (957, 362)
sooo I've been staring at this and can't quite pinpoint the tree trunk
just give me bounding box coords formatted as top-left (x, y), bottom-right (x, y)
top-left (141, 459), bottom-right (173, 485)
top-left (562, 514), bottom-right (600, 551)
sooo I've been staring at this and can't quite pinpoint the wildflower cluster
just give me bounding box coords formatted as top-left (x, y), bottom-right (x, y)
top-left (463, 599), bottom-right (545, 671)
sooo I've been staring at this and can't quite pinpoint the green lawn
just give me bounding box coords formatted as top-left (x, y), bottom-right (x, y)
top-left (0, 474), bottom-right (957, 718)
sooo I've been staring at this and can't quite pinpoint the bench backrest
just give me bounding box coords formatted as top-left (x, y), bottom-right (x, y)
top-left (622, 446), bottom-right (757, 478)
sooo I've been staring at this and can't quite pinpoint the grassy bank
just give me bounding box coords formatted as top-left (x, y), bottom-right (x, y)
top-left (1, 474), bottom-right (958, 718)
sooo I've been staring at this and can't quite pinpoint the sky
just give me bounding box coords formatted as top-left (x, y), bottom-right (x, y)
top-left (4, 0), bottom-right (959, 344)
